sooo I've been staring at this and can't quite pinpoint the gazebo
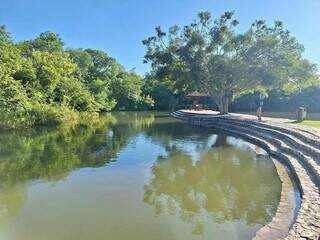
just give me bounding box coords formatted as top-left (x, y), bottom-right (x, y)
top-left (186, 91), bottom-right (213, 110)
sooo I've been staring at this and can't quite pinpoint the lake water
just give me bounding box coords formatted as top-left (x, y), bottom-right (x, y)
top-left (0, 112), bottom-right (282, 240)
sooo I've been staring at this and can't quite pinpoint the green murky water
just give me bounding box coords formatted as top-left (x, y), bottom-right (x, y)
top-left (0, 112), bottom-right (281, 240)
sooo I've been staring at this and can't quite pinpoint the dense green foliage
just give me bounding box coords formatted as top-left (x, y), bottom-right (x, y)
top-left (230, 87), bottom-right (320, 113)
top-left (143, 11), bottom-right (319, 113)
top-left (0, 26), bottom-right (153, 129)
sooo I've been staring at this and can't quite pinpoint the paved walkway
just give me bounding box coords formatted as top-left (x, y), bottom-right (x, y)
top-left (181, 110), bottom-right (320, 140)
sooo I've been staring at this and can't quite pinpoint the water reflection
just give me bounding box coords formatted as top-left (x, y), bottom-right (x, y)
top-left (0, 113), bottom-right (158, 186)
top-left (0, 116), bottom-right (116, 186)
top-left (143, 136), bottom-right (281, 235)
top-left (0, 112), bottom-right (282, 240)
top-left (0, 113), bottom-right (159, 225)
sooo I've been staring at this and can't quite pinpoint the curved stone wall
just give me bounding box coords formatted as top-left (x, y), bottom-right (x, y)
top-left (171, 110), bottom-right (320, 240)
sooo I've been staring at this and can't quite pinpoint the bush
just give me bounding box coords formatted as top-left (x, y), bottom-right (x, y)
top-left (28, 104), bottom-right (78, 126)
top-left (0, 72), bottom-right (33, 128)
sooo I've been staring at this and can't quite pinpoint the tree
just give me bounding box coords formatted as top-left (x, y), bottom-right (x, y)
top-left (110, 71), bottom-right (149, 110)
top-left (0, 70), bottom-right (33, 128)
top-left (0, 28), bottom-right (102, 128)
top-left (0, 27), bottom-right (152, 129)
top-left (0, 25), bottom-right (11, 44)
top-left (67, 48), bottom-right (93, 80)
top-left (68, 48), bottom-right (154, 111)
top-left (143, 73), bottom-right (185, 110)
top-left (68, 48), bottom-right (123, 110)
top-left (0, 28), bottom-right (34, 128)
top-left (143, 11), bottom-right (318, 114)
top-left (20, 31), bottom-right (64, 53)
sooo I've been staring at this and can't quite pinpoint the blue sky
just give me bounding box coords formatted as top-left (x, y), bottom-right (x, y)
top-left (1, 0), bottom-right (319, 74)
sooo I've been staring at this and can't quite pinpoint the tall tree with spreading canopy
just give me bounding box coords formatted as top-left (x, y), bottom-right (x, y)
top-left (143, 11), bottom-right (318, 114)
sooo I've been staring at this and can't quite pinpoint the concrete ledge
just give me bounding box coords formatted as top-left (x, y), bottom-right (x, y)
top-left (171, 110), bottom-right (320, 240)
top-left (253, 159), bottom-right (296, 240)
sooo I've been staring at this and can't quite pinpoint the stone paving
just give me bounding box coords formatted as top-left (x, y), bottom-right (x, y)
top-left (171, 110), bottom-right (320, 240)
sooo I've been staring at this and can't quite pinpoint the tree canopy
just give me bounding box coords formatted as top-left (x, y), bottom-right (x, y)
top-left (0, 26), bottom-right (153, 128)
top-left (143, 11), bottom-right (318, 113)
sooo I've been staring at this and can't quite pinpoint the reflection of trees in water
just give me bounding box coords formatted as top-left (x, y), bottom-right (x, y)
top-left (0, 112), bottom-right (281, 235)
top-left (0, 185), bottom-right (26, 228)
top-left (0, 113), bottom-right (157, 187)
top-left (143, 146), bottom-right (281, 235)
top-left (143, 120), bottom-right (211, 148)
top-left (0, 112), bottom-right (157, 226)
top-left (0, 116), bottom-right (116, 186)
top-left (0, 111), bottom-right (196, 189)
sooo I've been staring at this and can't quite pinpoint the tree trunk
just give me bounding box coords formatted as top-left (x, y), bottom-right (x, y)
top-left (214, 95), bottom-right (229, 115)
top-left (221, 96), bottom-right (229, 114)
top-left (257, 94), bottom-right (264, 121)
top-left (212, 133), bottom-right (228, 147)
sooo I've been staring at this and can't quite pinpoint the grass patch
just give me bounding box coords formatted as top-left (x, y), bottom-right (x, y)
top-left (296, 120), bottom-right (320, 127)
top-left (240, 112), bottom-right (320, 121)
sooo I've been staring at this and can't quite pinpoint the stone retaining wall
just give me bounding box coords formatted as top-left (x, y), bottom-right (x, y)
top-left (171, 110), bottom-right (320, 240)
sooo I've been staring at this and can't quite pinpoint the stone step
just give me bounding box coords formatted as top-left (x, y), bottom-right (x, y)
top-left (176, 110), bottom-right (320, 150)
top-left (203, 118), bottom-right (320, 165)
top-left (176, 111), bottom-right (320, 171)
top-left (206, 120), bottom-right (320, 186)
top-left (171, 111), bottom-right (191, 121)
top-left (215, 116), bottom-right (320, 150)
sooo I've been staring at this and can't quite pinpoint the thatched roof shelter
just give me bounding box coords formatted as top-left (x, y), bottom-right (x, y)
top-left (186, 91), bottom-right (213, 110)
top-left (186, 91), bottom-right (210, 98)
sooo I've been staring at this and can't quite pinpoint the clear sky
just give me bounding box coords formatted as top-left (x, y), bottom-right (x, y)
top-left (1, 0), bottom-right (319, 74)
